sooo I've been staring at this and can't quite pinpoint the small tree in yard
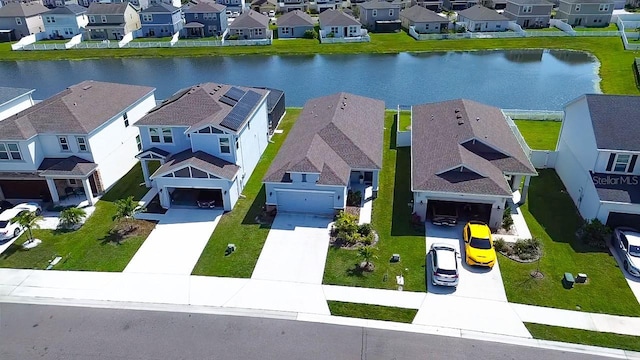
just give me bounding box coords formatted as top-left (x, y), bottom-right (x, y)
top-left (59, 207), bottom-right (86, 230)
top-left (113, 196), bottom-right (145, 232)
top-left (577, 218), bottom-right (611, 249)
top-left (358, 246), bottom-right (378, 271)
top-left (11, 210), bottom-right (43, 241)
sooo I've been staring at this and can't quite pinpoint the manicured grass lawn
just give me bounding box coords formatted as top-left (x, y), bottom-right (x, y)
top-left (499, 170), bottom-right (640, 316)
top-left (529, 27), bottom-right (563, 32)
top-left (574, 23), bottom-right (618, 32)
top-left (323, 111), bottom-right (427, 292)
top-left (191, 109), bottom-right (301, 277)
top-left (328, 301), bottom-right (417, 323)
top-left (513, 120), bottom-right (561, 150)
top-left (398, 110), bottom-right (411, 131)
top-left (0, 163), bottom-right (153, 271)
top-left (526, 323), bottom-right (640, 352)
top-left (131, 37), bottom-right (173, 42)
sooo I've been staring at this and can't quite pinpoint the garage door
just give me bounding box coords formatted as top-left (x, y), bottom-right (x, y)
top-left (276, 190), bottom-right (334, 215)
top-left (0, 180), bottom-right (49, 200)
top-left (606, 212), bottom-right (640, 229)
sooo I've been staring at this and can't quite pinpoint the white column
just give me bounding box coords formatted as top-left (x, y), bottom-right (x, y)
top-left (141, 160), bottom-right (151, 187)
top-left (511, 175), bottom-right (523, 192)
top-left (45, 178), bottom-right (60, 203)
top-left (160, 187), bottom-right (170, 209)
top-left (518, 176), bottom-right (531, 206)
top-left (82, 178), bottom-right (94, 206)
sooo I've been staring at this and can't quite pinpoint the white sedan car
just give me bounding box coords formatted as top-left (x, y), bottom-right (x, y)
top-left (613, 227), bottom-right (640, 278)
top-left (0, 203), bottom-right (41, 241)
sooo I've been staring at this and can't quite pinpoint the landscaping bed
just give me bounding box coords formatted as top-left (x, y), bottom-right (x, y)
top-left (328, 301), bottom-right (417, 323)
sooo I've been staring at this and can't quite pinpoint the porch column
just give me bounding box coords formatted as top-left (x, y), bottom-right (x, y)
top-left (511, 175), bottom-right (523, 192)
top-left (82, 177), bottom-right (94, 206)
top-left (159, 187), bottom-right (170, 209)
top-left (518, 176), bottom-right (531, 206)
top-left (141, 160), bottom-right (151, 187)
top-left (45, 178), bottom-right (60, 203)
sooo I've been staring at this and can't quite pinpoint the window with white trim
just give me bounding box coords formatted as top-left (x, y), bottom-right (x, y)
top-left (136, 135), bottom-right (142, 151)
top-left (575, 4), bottom-right (581, 11)
top-left (142, 14), bottom-right (153, 22)
top-left (101, 15), bottom-right (107, 23)
top-left (162, 128), bottom-right (173, 143)
top-left (76, 136), bottom-right (88, 152)
top-left (0, 143), bottom-right (22, 161)
top-left (372, 9), bottom-right (377, 17)
top-left (89, 15), bottom-right (95, 23)
top-left (523, 5), bottom-right (532, 13)
top-left (301, 173), bottom-right (307, 182)
top-left (123, 112), bottom-right (129, 127)
top-left (15, 17), bottom-right (22, 25)
top-left (614, 154), bottom-right (632, 172)
top-left (389, 9), bottom-right (393, 16)
top-left (599, 3), bottom-right (609, 11)
top-left (149, 127), bottom-right (173, 143)
top-left (219, 137), bottom-right (230, 154)
top-left (331, 26), bottom-right (339, 34)
top-left (149, 128), bottom-right (160, 143)
top-left (59, 136), bottom-right (70, 151)
top-left (281, 27), bottom-right (290, 34)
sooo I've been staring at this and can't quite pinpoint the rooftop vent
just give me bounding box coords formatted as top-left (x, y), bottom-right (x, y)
top-left (476, 117), bottom-right (480, 121)
top-left (454, 109), bottom-right (460, 113)
top-left (457, 118), bottom-right (464, 125)
top-left (456, 114), bottom-right (462, 119)
top-left (82, 85), bottom-right (92, 90)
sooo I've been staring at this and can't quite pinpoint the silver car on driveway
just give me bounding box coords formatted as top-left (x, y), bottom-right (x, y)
top-left (429, 243), bottom-right (459, 287)
top-left (613, 227), bottom-right (640, 278)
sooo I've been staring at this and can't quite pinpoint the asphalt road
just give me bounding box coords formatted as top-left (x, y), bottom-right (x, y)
top-left (0, 302), bottom-right (617, 360)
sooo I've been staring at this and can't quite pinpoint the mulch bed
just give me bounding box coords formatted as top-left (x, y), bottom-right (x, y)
top-left (329, 230), bottom-right (379, 250)
top-left (497, 242), bottom-right (542, 263)
top-left (104, 219), bottom-right (156, 245)
top-left (345, 206), bottom-right (360, 221)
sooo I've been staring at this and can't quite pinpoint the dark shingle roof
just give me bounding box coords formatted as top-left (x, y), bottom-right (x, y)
top-left (0, 87), bottom-right (33, 107)
top-left (458, 5), bottom-right (509, 21)
top-left (277, 10), bottom-right (314, 27)
top-left (87, 2), bottom-right (130, 15)
top-left (583, 94), bottom-right (640, 151)
top-left (411, 99), bottom-right (536, 196)
top-left (141, 3), bottom-right (180, 13)
top-left (136, 83), bottom-right (268, 133)
top-left (38, 156), bottom-right (98, 177)
top-left (507, 0), bottom-right (553, 5)
top-left (400, 5), bottom-right (449, 23)
top-left (591, 172), bottom-right (640, 204)
top-left (46, 4), bottom-right (88, 15)
top-left (264, 92), bottom-right (385, 186)
top-left (0, 80), bottom-right (155, 141)
top-left (359, 0), bottom-right (402, 9)
top-left (229, 10), bottom-right (269, 28)
top-left (319, 9), bottom-right (360, 27)
top-left (0, 2), bottom-right (49, 17)
top-left (183, 1), bottom-right (226, 13)
top-left (561, 0), bottom-right (613, 3)
top-left (151, 149), bottom-right (240, 180)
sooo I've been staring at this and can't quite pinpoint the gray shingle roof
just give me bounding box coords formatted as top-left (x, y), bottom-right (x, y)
top-left (183, 1), bottom-right (226, 13)
top-left (264, 92), bottom-right (385, 186)
top-left (229, 10), bottom-right (269, 28)
top-left (507, 0), bottom-right (553, 5)
top-left (151, 149), bottom-right (240, 180)
top-left (277, 10), bottom-right (314, 27)
top-left (46, 4), bottom-right (88, 15)
top-left (0, 2), bottom-right (49, 17)
top-left (319, 9), bottom-right (361, 27)
top-left (411, 99), bottom-right (536, 196)
top-left (458, 5), bottom-right (509, 21)
top-left (561, 0), bottom-right (613, 3)
top-left (400, 5), bottom-right (449, 23)
top-left (141, 3), bottom-right (180, 13)
top-left (136, 82), bottom-right (268, 133)
top-left (359, 0), bottom-right (402, 9)
top-left (0, 80), bottom-right (155, 141)
top-left (87, 2), bottom-right (131, 15)
top-left (38, 156), bottom-right (98, 177)
top-left (583, 94), bottom-right (640, 151)
top-left (0, 87), bottom-right (33, 107)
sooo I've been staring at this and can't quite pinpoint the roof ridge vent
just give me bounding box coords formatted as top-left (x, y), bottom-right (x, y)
top-left (82, 85), bottom-right (92, 90)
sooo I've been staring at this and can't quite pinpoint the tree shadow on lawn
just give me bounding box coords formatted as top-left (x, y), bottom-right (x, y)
top-left (241, 186), bottom-right (273, 229)
top-left (391, 148), bottom-right (423, 237)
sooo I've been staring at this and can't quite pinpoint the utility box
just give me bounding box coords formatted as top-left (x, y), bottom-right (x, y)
top-left (576, 273), bottom-right (588, 283)
top-left (391, 254), bottom-right (401, 263)
top-left (563, 272), bottom-right (575, 288)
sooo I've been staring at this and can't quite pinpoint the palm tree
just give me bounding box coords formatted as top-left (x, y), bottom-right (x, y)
top-left (59, 207), bottom-right (87, 230)
top-left (358, 246), bottom-right (378, 270)
top-left (11, 210), bottom-right (43, 241)
top-left (113, 196), bottom-right (145, 231)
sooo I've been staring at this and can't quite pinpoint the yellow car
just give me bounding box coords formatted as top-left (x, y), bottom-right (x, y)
top-left (463, 221), bottom-right (497, 268)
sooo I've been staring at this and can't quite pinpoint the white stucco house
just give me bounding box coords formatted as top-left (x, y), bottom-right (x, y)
top-left (0, 86), bottom-right (35, 121)
top-left (263, 92), bottom-right (385, 216)
top-left (135, 83), bottom-right (272, 211)
top-left (457, 5), bottom-right (510, 31)
top-left (411, 99), bottom-right (537, 229)
top-left (0, 80), bottom-right (156, 205)
top-left (555, 94), bottom-right (640, 228)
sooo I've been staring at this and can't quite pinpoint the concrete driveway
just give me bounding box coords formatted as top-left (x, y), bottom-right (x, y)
top-left (123, 208), bottom-right (222, 275)
top-left (251, 213), bottom-right (332, 284)
top-left (609, 244), bottom-right (640, 305)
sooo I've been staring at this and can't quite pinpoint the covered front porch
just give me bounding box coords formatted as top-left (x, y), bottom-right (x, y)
top-left (136, 147), bottom-right (170, 188)
top-left (38, 156), bottom-right (102, 207)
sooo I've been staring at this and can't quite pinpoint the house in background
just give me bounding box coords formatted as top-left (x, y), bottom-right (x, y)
top-left (277, 0), bottom-right (306, 13)
top-left (276, 9), bottom-right (314, 38)
top-left (556, 0), bottom-right (614, 27)
top-left (443, 0), bottom-right (478, 10)
top-left (148, 0), bottom-right (182, 8)
top-left (555, 95), bottom-right (640, 228)
top-left (228, 10), bottom-right (270, 39)
top-left (263, 92), bottom-right (385, 216)
top-left (84, 2), bottom-right (141, 40)
top-left (319, 9), bottom-right (363, 38)
top-left (457, 5), bottom-right (510, 31)
top-left (410, 99), bottom-right (537, 229)
top-left (250, 0), bottom-right (276, 14)
top-left (0, 80), bottom-right (156, 205)
top-left (415, 0), bottom-right (444, 11)
top-left (0, 2), bottom-right (48, 40)
top-left (313, 0), bottom-right (340, 12)
top-left (139, 3), bottom-right (183, 37)
top-left (215, 0), bottom-right (245, 13)
top-left (42, 0), bottom-right (80, 8)
top-left (0, 87), bottom-right (35, 121)
top-left (358, 0), bottom-right (402, 32)
top-left (135, 83), bottom-right (274, 211)
top-left (182, 1), bottom-right (227, 37)
top-left (480, 0), bottom-right (507, 9)
top-left (504, 0), bottom-right (553, 28)
top-left (43, 4), bottom-right (88, 39)
top-left (400, 4), bottom-right (449, 33)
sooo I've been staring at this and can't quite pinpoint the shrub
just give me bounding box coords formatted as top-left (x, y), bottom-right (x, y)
top-left (303, 29), bottom-right (317, 39)
top-left (513, 237), bottom-right (542, 260)
top-left (577, 219), bottom-right (611, 249)
top-left (327, 32), bottom-right (335, 38)
top-left (59, 207), bottom-right (87, 230)
top-left (347, 190), bottom-right (362, 207)
top-left (227, 34), bottom-right (239, 40)
top-left (502, 206), bottom-right (514, 230)
top-left (358, 223), bottom-right (372, 236)
top-left (494, 237), bottom-right (507, 252)
top-left (361, 232), bottom-right (374, 245)
top-left (334, 211), bottom-right (359, 234)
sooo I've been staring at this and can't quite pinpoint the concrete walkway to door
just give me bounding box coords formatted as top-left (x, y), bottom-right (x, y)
top-left (124, 208), bottom-right (223, 275)
top-left (251, 213), bottom-right (332, 284)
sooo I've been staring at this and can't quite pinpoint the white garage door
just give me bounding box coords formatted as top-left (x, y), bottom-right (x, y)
top-left (277, 190), bottom-right (334, 215)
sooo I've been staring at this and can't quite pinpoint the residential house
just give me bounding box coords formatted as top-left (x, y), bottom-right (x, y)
top-left (263, 93), bottom-right (385, 216)
top-left (215, 0), bottom-right (245, 12)
top-left (443, 0), bottom-right (478, 10)
top-left (139, 3), bottom-right (183, 37)
top-left (42, 0), bottom-right (80, 8)
top-left (182, 1), bottom-right (227, 37)
top-left (504, 0), bottom-right (553, 28)
top-left (313, 0), bottom-right (339, 13)
top-left (277, 9), bottom-right (314, 38)
top-left (250, 0), bottom-right (277, 14)
top-left (556, 0), bottom-right (614, 27)
top-left (135, 83), bottom-right (274, 211)
top-left (555, 95), bottom-right (640, 228)
top-left (148, 0), bottom-right (182, 8)
top-left (358, 0), bottom-right (402, 32)
top-left (84, 2), bottom-right (140, 40)
top-left (480, 0), bottom-right (506, 9)
top-left (0, 80), bottom-right (156, 205)
top-left (130, 0), bottom-right (151, 10)
top-left (43, 4), bottom-right (88, 39)
top-left (319, 9), bottom-right (363, 37)
top-left (457, 5), bottom-right (509, 31)
top-left (0, 87), bottom-right (35, 122)
top-left (0, 0), bottom-right (44, 6)
top-left (399, 4), bottom-right (449, 33)
top-left (415, 0), bottom-right (444, 11)
top-left (228, 10), bottom-right (270, 39)
top-left (0, 2), bottom-right (48, 40)
top-left (277, 0), bottom-right (306, 12)
top-left (410, 99), bottom-right (537, 229)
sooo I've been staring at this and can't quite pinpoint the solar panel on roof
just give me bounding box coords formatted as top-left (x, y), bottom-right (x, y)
top-left (219, 96), bottom-right (237, 107)
top-left (220, 90), bottom-right (262, 131)
top-left (224, 87), bottom-right (246, 102)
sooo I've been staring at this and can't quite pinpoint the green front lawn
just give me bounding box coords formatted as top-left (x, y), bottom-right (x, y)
top-left (499, 170), bottom-right (640, 316)
top-left (131, 37), bottom-right (173, 42)
top-left (323, 111), bottom-right (427, 292)
top-left (0, 163), bottom-right (153, 271)
top-left (574, 23), bottom-right (618, 32)
top-left (328, 301), bottom-right (418, 323)
top-left (513, 120), bottom-right (562, 150)
top-left (526, 323), bottom-right (640, 352)
top-left (191, 109), bottom-right (301, 277)
top-left (398, 110), bottom-right (411, 131)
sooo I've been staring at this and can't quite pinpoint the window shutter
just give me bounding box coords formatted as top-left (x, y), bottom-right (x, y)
top-left (606, 153), bottom-right (615, 171)
top-left (628, 155), bottom-right (638, 173)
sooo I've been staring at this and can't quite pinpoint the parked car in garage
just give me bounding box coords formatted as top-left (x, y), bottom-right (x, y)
top-left (463, 221), bottom-right (496, 268)
top-left (613, 227), bottom-right (640, 278)
top-left (0, 203), bottom-right (41, 241)
top-left (196, 190), bottom-right (217, 209)
top-left (429, 243), bottom-right (459, 287)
